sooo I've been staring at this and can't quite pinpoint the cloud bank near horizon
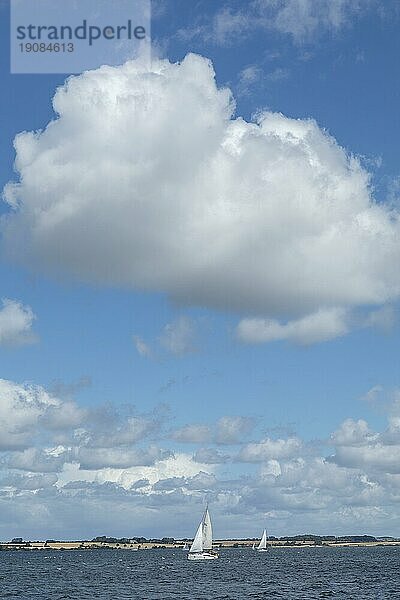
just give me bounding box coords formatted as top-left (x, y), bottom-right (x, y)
top-left (1, 376), bottom-right (400, 539)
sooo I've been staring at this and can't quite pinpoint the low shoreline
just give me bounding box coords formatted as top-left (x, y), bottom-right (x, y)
top-left (1, 539), bottom-right (400, 551)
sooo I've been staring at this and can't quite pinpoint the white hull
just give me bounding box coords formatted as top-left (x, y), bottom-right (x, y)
top-left (257, 548), bottom-right (268, 552)
top-left (188, 552), bottom-right (218, 560)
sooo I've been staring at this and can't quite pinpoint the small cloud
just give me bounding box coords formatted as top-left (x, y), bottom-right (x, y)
top-left (238, 437), bottom-right (303, 462)
top-left (133, 335), bottom-right (153, 358)
top-left (158, 378), bottom-right (177, 394)
top-left (193, 448), bottom-right (230, 464)
top-left (7, 447), bottom-right (68, 473)
top-left (75, 445), bottom-right (171, 470)
top-left (171, 416), bottom-right (254, 446)
top-left (362, 385), bottom-right (384, 406)
top-left (213, 7), bottom-right (250, 45)
top-left (159, 316), bottom-right (197, 356)
top-left (237, 64), bottom-right (262, 96)
top-left (171, 424), bottom-right (211, 444)
top-left (216, 416), bottom-right (255, 444)
top-left (185, 471), bottom-right (217, 490)
top-left (0, 472), bottom-right (58, 491)
top-left (176, 7), bottom-right (251, 47)
top-left (266, 67), bottom-right (290, 82)
top-left (263, 424), bottom-right (297, 438)
top-left (264, 50), bottom-right (281, 61)
top-left (0, 378), bottom-right (60, 451)
top-left (331, 418), bottom-right (376, 447)
top-left (236, 308), bottom-right (348, 345)
top-left (237, 65), bottom-right (289, 96)
top-left (40, 401), bottom-right (87, 431)
top-left (355, 50), bottom-right (365, 63)
top-left (0, 298), bottom-right (37, 346)
top-left (135, 316), bottom-right (200, 360)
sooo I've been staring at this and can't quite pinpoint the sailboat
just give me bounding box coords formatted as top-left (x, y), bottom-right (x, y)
top-left (256, 529), bottom-right (268, 552)
top-left (188, 506), bottom-right (218, 560)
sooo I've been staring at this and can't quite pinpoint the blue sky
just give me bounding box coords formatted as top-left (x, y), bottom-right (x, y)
top-left (0, 0), bottom-right (399, 541)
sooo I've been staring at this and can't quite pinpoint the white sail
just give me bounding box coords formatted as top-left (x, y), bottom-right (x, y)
top-left (257, 529), bottom-right (267, 550)
top-left (189, 521), bottom-right (203, 553)
top-left (202, 508), bottom-right (213, 550)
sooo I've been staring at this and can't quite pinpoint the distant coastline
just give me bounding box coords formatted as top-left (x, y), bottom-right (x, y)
top-left (2, 535), bottom-right (400, 551)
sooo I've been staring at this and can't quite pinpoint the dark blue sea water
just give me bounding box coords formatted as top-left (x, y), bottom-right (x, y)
top-left (1, 546), bottom-right (399, 599)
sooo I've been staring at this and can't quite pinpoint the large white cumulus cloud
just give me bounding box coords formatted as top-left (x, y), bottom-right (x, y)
top-left (3, 53), bottom-right (400, 333)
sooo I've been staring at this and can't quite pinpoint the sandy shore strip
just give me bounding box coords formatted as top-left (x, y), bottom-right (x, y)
top-left (1, 539), bottom-right (400, 551)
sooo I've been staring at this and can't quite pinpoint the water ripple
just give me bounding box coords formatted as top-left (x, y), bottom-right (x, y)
top-left (0, 546), bottom-right (399, 599)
